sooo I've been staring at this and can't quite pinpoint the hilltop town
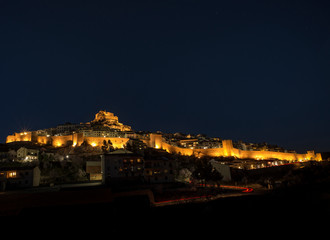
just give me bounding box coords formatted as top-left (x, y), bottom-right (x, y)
top-left (5, 110), bottom-right (322, 159)
top-left (1, 110), bottom-right (324, 189)
top-left (1, 110), bottom-right (329, 217)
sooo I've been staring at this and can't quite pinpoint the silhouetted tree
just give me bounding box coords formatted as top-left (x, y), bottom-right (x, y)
top-left (102, 140), bottom-right (108, 152)
top-left (126, 142), bottom-right (132, 151)
top-left (108, 139), bottom-right (114, 152)
top-left (192, 158), bottom-right (223, 187)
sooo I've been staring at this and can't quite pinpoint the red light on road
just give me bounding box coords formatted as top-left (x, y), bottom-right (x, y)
top-left (242, 188), bottom-right (253, 193)
top-left (197, 183), bottom-right (253, 193)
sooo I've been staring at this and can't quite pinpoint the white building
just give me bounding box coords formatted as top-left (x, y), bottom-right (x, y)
top-left (17, 147), bottom-right (39, 162)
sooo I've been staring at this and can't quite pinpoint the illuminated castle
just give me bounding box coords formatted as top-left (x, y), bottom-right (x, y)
top-left (6, 110), bottom-right (322, 161)
top-left (90, 110), bottom-right (131, 132)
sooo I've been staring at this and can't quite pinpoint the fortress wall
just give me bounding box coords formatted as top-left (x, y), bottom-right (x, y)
top-left (6, 135), bottom-right (16, 143)
top-left (7, 131), bottom-right (129, 149)
top-left (238, 149), bottom-right (302, 161)
top-left (193, 147), bottom-right (225, 157)
top-left (52, 135), bottom-right (73, 147)
top-left (83, 137), bottom-right (129, 149)
top-left (149, 134), bottom-right (321, 161)
top-left (220, 141), bottom-right (311, 161)
top-left (37, 136), bottom-right (51, 145)
top-left (53, 134), bottom-right (129, 149)
top-left (149, 134), bottom-right (163, 149)
top-left (160, 141), bottom-right (226, 157)
top-left (73, 132), bottom-right (84, 146)
top-left (222, 140), bottom-right (234, 157)
top-left (6, 132), bottom-right (32, 143)
top-left (6, 131), bottom-right (322, 161)
top-left (315, 153), bottom-right (322, 161)
top-left (159, 140), bottom-right (225, 157)
top-left (161, 141), bottom-right (194, 156)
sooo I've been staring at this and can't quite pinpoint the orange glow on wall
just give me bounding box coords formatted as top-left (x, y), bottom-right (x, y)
top-left (148, 134), bottom-right (322, 162)
top-left (5, 130), bottom-right (322, 162)
top-left (6, 132), bottom-right (32, 143)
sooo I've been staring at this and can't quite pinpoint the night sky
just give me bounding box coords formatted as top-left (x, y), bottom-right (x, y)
top-left (1, 0), bottom-right (330, 153)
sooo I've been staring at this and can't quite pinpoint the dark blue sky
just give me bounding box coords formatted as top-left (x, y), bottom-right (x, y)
top-left (1, 0), bottom-right (330, 153)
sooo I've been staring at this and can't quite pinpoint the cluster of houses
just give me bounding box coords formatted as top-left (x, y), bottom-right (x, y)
top-left (0, 142), bottom-right (179, 191)
top-left (0, 143), bottom-right (41, 191)
top-left (0, 139), bottom-right (300, 192)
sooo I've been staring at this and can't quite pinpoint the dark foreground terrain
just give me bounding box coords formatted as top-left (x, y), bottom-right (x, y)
top-left (5, 182), bottom-right (327, 236)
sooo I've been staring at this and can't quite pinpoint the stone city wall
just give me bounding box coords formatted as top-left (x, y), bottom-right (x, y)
top-left (147, 134), bottom-right (322, 161)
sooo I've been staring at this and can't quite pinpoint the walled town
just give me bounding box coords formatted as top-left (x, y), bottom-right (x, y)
top-left (1, 110), bottom-right (329, 217)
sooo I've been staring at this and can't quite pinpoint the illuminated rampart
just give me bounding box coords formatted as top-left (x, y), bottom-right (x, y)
top-left (52, 135), bottom-right (73, 147)
top-left (77, 136), bottom-right (129, 149)
top-left (6, 132), bottom-right (32, 143)
top-left (6, 131), bottom-right (129, 149)
top-left (6, 131), bottom-right (322, 161)
top-left (148, 134), bottom-right (322, 161)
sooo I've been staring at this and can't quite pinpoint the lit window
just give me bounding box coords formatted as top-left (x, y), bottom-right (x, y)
top-left (7, 171), bottom-right (16, 178)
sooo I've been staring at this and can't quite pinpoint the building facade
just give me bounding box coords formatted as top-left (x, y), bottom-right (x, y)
top-left (16, 147), bottom-right (39, 162)
top-left (0, 165), bottom-right (40, 191)
top-left (101, 149), bottom-right (144, 185)
top-left (144, 157), bottom-right (177, 183)
top-left (86, 160), bottom-right (102, 181)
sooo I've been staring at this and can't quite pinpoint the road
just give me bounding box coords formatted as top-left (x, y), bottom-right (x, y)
top-left (0, 182), bottom-right (255, 214)
top-left (197, 183), bottom-right (254, 192)
top-left (153, 184), bottom-right (254, 206)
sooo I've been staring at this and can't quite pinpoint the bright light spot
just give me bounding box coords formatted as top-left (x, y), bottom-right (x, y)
top-left (91, 142), bottom-right (97, 147)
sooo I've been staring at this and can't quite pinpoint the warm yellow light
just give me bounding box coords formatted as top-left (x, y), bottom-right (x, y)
top-left (91, 142), bottom-right (97, 147)
top-left (73, 143), bottom-right (77, 147)
top-left (155, 144), bottom-right (160, 149)
top-left (7, 171), bottom-right (16, 178)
